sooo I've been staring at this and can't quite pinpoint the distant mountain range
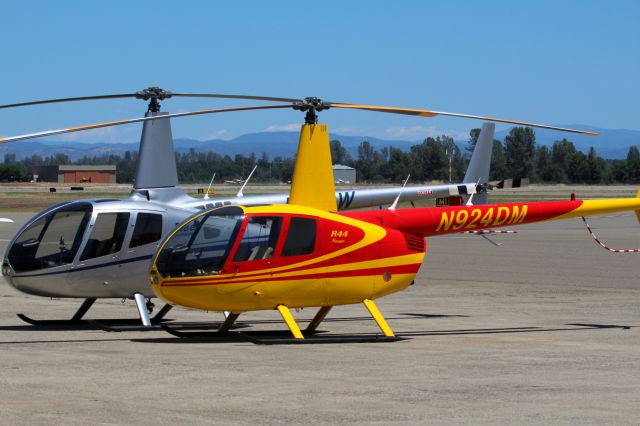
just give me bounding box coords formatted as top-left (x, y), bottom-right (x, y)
top-left (495, 125), bottom-right (640, 159)
top-left (1, 125), bottom-right (638, 161)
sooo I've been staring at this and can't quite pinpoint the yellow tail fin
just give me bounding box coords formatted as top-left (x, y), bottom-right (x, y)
top-left (288, 124), bottom-right (337, 211)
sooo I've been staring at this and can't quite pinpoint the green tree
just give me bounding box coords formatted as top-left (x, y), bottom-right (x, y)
top-left (535, 145), bottom-right (554, 182)
top-left (330, 140), bottom-right (352, 165)
top-left (586, 147), bottom-right (603, 184)
top-left (410, 137), bottom-right (446, 181)
top-left (53, 153), bottom-right (71, 165)
top-left (386, 147), bottom-right (411, 181)
top-left (610, 160), bottom-right (628, 182)
top-left (356, 141), bottom-right (383, 182)
top-left (465, 128), bottom-right (481, 157)
top-left (504, 127), bottom-right (536, 179)
top-left (626, 145), bottom-right (640, 183)
top-left (568, 151), bottom-right (590, 183)
top-left (550, 139), bottom-right (577, 182)
top-left (490, 140), bottom-right (507, 180)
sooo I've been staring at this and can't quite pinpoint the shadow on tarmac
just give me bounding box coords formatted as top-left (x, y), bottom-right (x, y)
top-left (0, 312), bottom-right (467, 332)
top-left (131, 323), bottom-right (634, 345)
top-left (0, 309), bottom-right (633, 346)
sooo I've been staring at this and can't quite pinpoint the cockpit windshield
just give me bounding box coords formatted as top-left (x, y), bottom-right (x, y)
top-left (8, 203), bottom-right (92, 273)
top-left (155, 207), bottom-right (244, 278)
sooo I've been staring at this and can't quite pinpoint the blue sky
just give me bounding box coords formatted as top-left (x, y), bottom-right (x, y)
top-left (1, 0), bottom-right (639, 143)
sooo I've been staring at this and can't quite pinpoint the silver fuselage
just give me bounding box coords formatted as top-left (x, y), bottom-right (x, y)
top-left (3, 189), bottom-right (196, 298)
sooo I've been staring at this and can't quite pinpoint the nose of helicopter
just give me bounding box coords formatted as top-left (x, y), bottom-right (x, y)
top-left (1, 261), bottom-right (10, 277)
top-left (1, 258), bottom-right (71, 298)
top-left (1, 261), bottom-right (14, 288)
top-left (148, 267), bottom-right (201, 310)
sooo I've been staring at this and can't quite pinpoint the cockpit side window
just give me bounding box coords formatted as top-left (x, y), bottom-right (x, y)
top-left (282, 217), bottom-right (316, 257)
top-left (155, 213), bottom-right (243, 278)
top-left (80, 212), bottom-right (130, 261)
top-left (233, 216), bottom-right (283, 262)
top-left (129, 213), bottom-right (163, 248)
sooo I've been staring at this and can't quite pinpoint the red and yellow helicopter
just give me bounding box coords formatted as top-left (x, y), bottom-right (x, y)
top-left (144, 98), bottom-right (640, 342)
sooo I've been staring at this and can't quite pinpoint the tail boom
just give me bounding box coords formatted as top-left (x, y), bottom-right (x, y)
top-left (343, 198), bottom-right (640, 237)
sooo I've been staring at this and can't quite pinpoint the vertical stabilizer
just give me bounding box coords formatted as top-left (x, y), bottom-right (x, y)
top-left (289, 124), bottom-right (337, 211)
top-left (134, 111), bottom-right (179, 189)
top-left (463, 122), bottom-right (495, 204)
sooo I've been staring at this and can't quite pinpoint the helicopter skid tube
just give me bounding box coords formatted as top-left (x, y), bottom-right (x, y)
top-left (16, 297), bottom-right (96, 325)
top-left (90, 320), bottom-right (236, 333)
top-left (160, 324), bottom-right (401, 344)
top-left (16, 298), bottom-right (174, 328)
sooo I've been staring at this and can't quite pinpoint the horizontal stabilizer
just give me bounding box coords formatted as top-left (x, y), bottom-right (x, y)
top-left (492, 178), bottom-right (530, 189)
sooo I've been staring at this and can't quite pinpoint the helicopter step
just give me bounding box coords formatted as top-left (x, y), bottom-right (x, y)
top-left (16, 297), bottom-right (174, 327)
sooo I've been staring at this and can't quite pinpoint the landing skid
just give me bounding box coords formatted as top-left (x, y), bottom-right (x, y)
top-left (245, 334), bottom-right (401, 345)
top-left (16, 313), bottom-right (172, 327)
top-left (159, 299), bottom-right (403, 344)
top-left (160, 324), bottom-right (401, 344)
top-left (91, 320), bottom-right (227, 333)
top-left (90, 310), bottom-right (251, 332)
top-left (16, 298), bottom-right (174, 327)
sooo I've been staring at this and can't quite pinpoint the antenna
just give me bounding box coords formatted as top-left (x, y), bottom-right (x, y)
top-left (203, 173), bottom-right (216, 199)
top-left (389, 174), bottom-right (410, 210)
top-left (236, 164), bottom-right (258, 198)
top-left (446, 149), bottom-right (454, 183)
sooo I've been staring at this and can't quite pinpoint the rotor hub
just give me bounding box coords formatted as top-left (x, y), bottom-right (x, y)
top-left (292, 97), bottom-right (330, 124)
top-left (476, 182), bottom-right (492, 193)
top-left (135, 87), bottom-right (173, 112)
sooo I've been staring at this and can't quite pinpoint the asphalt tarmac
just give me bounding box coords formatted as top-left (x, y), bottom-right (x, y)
top-left (1, 211), bottom-right (639, 425)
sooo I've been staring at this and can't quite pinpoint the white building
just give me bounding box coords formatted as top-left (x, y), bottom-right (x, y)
top-left (332, 164), bottom-right (356, 184)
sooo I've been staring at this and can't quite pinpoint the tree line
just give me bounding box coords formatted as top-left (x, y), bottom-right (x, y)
top-left (1, 126), bottom-right (639, 184)
top-left (335, 126), bottom-right (640, 184)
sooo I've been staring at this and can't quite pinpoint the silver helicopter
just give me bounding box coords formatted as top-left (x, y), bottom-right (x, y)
top-left (0, 88), bottom-right (517, 328)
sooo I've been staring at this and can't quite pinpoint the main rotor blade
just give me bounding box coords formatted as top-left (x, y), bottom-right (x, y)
top-left (0, 104), bottom-right (293, 144)
top-left (171, 93), bottom-right (300, 103)
top-left (0, 94), bottom-right (138, 110)
top-left (0, 92), bottom-right (298, 111)
top-left (329, 103), bottom-right (599, 136)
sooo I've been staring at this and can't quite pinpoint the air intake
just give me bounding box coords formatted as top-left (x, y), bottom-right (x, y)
top-left (402, 232), bottom-right (425, 252)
